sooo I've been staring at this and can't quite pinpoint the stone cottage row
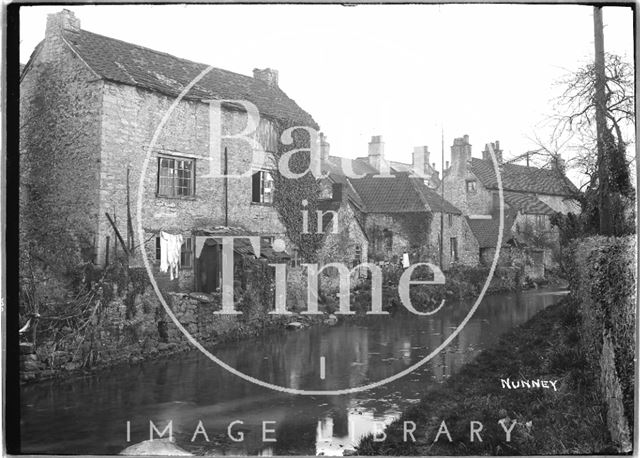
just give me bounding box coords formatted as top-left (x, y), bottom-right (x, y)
top-left (20, 10), bottom-right (581, 296)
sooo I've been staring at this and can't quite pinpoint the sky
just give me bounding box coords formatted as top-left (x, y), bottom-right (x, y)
top-left (19, 4), bottom-right (635, 186)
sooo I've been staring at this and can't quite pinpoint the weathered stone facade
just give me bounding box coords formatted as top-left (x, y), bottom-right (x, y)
top-left (20, 10), bottom-right (317, 296)
top-left (429, 212), bottom-right (479, 268)
top-left (442, 135), bottom-right (580, 274)
top-left (20, 14), bottom-right (104, 263)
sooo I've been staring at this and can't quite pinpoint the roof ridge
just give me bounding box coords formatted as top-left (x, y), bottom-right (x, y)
top-left (75, 29), bottom-right (261, 86)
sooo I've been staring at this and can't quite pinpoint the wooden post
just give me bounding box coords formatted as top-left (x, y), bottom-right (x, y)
top-left (594, 6), bottom-right (611, 235)
top-left (439, 126), bottom-right (445, 269)
top-left (106, 212), bottom-right (130, 257)
top-left (126, 166), bottom-right (134, 252)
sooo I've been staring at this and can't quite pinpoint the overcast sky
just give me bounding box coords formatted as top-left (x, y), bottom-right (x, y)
top-left (19, 4), bottom-right (634, 186)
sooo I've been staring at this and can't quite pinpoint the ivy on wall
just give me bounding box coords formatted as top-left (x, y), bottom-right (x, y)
top-left (271, 120), bottom-right (324, 262)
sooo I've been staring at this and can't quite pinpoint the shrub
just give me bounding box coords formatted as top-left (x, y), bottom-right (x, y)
top-left (566, 236), bottom-right (635, 441)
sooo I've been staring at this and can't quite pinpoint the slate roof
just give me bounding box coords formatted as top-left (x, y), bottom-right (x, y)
top-left (502, 191), bottom-right (556, 215)
top-left (59, 29), bottom-right (318, 128)
top-left (466, 212), bottom-right (517, 249)
top-left (469, 158), bottom-right (579, 197)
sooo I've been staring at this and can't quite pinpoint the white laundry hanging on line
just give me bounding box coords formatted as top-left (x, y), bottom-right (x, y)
top-left (160, 231), bottom-right (183, 280)
top-left (402, 252), bottom-right (410, 268)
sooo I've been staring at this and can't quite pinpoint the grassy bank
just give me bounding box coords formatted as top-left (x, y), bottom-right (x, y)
top-left (357, 298), bottom-right (615, 455)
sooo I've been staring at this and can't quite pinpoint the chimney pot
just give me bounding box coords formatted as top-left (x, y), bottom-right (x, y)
top-left (253, 68), bottom-right (279, 87)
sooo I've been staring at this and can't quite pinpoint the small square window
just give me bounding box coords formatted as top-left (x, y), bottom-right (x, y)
top-left (466, 180), bottom-right (477, 193)
top-left (157, 156), bottom-right (195, 197)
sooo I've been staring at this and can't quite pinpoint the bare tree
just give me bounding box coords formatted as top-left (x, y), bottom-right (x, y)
top-left (523, 51), bottom-right (635, 237)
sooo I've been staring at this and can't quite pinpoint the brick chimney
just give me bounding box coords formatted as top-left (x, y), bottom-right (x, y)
top-left (482, 140), bottom-right (503, 163)
top-left (450, 135), bottom-right (472, 177)
top-left (368, 135), bottom-right (384, 170)
top-left (554, 154), bottom-right (566, 173)
top-left (412, 146), bottom-right (430, 177)
top-left (253, 68), bottom-right (279, 87)
top-left (46, 9), bottom-right (80, 37)
top-left (319, 132), bottom-right (330, 162)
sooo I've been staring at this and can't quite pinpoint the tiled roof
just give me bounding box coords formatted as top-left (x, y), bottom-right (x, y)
top-left (348, 172), bottom-right (431, 213)
top-left (466, 212), bottom-right (517, 248)
top-left (502, 192), bottom-right (556, 215)
top-left (469, 158), bottom-right (579, 197)
top-left (61, 29), bottom-right (318, 128)
top-left (322, 156), bottom-right (376, 209)
top-left (410, 177), bottom-right (461, 215)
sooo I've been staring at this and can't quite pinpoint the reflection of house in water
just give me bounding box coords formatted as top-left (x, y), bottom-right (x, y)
top-left (315, 411), bottom-right (397, 456)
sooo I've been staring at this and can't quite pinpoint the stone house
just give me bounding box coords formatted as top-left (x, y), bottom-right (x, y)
top-left (318, 135), bottom-right (477, 270)
top-left (443, 135), bottom-right (580, 273)
top-left (20, 10), bottom-right (318, 293)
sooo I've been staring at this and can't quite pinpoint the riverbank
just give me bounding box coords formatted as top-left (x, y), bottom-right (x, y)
top-left (356, 297), bottom-right (614, 455)
top-left (20, 262), bottom-right (562, 386)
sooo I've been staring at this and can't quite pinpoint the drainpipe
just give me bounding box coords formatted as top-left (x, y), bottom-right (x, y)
top-left (224, 147), bottom-right (228, 226)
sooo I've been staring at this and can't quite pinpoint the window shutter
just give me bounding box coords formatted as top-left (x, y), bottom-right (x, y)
top-left (252, 172), bottom-right (261, 202)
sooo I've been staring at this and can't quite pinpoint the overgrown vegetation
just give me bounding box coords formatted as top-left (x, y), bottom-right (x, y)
top-left (564, 236), bottom-right (635, 440)
top-left (357, 299), bottom-right (613, 455)
top-left (538, 53), bottom-right (635, 237)
top-left (272, 120), bottom-right (324, 263)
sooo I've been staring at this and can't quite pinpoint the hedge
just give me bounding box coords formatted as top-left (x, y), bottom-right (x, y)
top-left (566, 235), bottom-right (635, 450)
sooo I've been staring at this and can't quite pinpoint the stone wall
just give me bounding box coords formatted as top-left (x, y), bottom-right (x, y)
top-left (429, 212), bottom-right (479, 268)
top-left (318, 201), bottom-right (369, 292)
top-left (99, 82), bottom-right (287, 273)
top-left (20, 17), bottom-right (104, 265)
top-left (20, 264), bottom-right (295, 383)
top-left (364, 213), bottom-right (419, 264)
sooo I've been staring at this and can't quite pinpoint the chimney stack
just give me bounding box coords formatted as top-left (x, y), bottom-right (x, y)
top-left (319, 132), bottom-right (330, 162)
top-left (253, 68), bottom-right (279, 87)
top-left (46, 9), bottom-right (80, 38)
top-left (450, 135), bottom-right (472, 176)
top-left (482, 140), bottom-right (503, 163)
top-left (555, 154), bottom-right (566, 173)
top-left (412, 146), bottom-right (430, 177)
top-left (368, 135), bottom-right (385, 170)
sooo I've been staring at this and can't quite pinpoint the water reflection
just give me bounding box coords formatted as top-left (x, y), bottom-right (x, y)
top-left (20, 289), bottom-right (566, 455)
